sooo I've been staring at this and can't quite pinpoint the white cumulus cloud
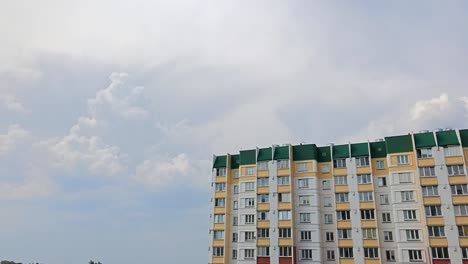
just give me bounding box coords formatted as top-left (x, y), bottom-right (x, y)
top-left (0, 124), bottom-right (31, 156)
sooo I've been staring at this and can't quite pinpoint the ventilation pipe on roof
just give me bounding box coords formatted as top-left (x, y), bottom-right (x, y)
top-left (375, 138), bottom-right (384, 142)
top-left (419, 130), bottom-right (430, 133)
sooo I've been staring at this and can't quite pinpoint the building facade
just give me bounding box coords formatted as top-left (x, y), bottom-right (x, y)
top-left (208, 129), bottom-right (468, 264)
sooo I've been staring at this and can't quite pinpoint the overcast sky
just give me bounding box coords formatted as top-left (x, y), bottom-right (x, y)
top-left (1, 1), bottom-right (468, 263)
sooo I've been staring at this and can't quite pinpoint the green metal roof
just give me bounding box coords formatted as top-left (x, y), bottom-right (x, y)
top-left (257, 147), bottom-right (272, 161)
top-left (333, 144), bottom-right (350, 159)
top-left (436, 130), bottom-right (459, 146)
top-left (370, 141), bottom-right (387, 158)
top-left (213, 155), bottom-right (227, 168)
top-left (317, 146), bottom-right (331, 162)
top-left (240, 149), bottom-right (256, 165)
top-left (274, 146), bottom-right (289, 160)
top-left (230, 154), bottom-right (240, 169)
top-left (351, 142), bottom-right (369, 157)
top-left (385, 134), bottom-right (413, 153)
top-left (292, 144), bottom-right (318, 161)
top-left (460, 129), bottom-right (468, 147)
top-left (414, 132), bottom-right (436, 148)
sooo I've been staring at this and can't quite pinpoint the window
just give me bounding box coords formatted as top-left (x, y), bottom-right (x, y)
top-left (404, 210), bottom-right (418, 221)
top-left (334, 159), bottom-right (346, 168)
top-left (455, 205), bottom-right (468, 216)
top-left (384, 231), bottom-right (393, 241)
top-left (216, 167), bottom-right (226, 176)
top-left (300, 231), bottom-right (311, 240)
top-left (257, 177), bottom-right (269, 187)
top-left (357, 174), bottom-right (372, 184)
top-left (361, 210), bottom-right (375, 220)
top-left (233, 201), bottom-right (238, 209)
top-left (215, 183), bottom-right (226, 192)
top-left (364, 248), bottom-right (379, 259)
top-left (215, 198), bottom-right (225, 207)
top-left (257, 194), bottom-right (269, 203)
top-left (279, 228), bottom-right (291, 238)
top-left (463, 248), bottom-right (468, 259)
top-left (213, 247), bottom-right (224, 257)
top-left (428, 226), bottom-right (445, 237)
top-left (257, 161), bottom-right (269, 171)
top-left (297, 162), bottom-right (308, 172)
top-left (324, 214), bottom-right (333, 224)
top-left (376, 160), bottom-right (385, 170)
top-left (359, 191), bottom-right (374, 201)
top-left (244, 198), bottom-right (255, 208)
top-left (244, 182), bottom-right (255, 191)
top-left (245, 167), bottom-right (254, 176)
top-left (322, 180), bottom-right (331, 190)
top-left (300, 213), bottom-right (311, 223)
top-left (301, 249), bottom-right (313, 260)
top-left (425, 206), bottom-right (442, 217)
top-left (257, 247), bottom-right (269, 257)
top-left (245, 214), bottom-right (255, 224)
top-left (378, 177), bottom-right (387, 187)
top-left (419, 166), bottom-right (436, 177)
top-left (382, 212), bottom-right (391, 223)
top-left (448, 165), bottom-right (465, 176)
top-left (233, 185), bottom-right (239, 194)
top-left (334, 176), bottom-right (347, 185)
top-left (323, 196), bottom-right (332, 207)
top-left (321, 164), bottom-right (330, 173)
top-left (459, 226), bottom-right (468, 237)
top-left (337, 211), bottom-right (351, 221)
top-left (380, 194), bottom-right (389, 205)
top-left (338, 229), bottom-right (352, 239)
top-left (232, 233), bottom-right (238, 242)
top-left (232, 249), bottom-right (237, 259)
top-left (327, 250), bottom-right (336, 260)
top-left (397, 155), bottom-right (409, 165)
top-left (325, 232), bottom-right (334, 242)
top-left (422, 185), bottom-right (439, 196)
top-left (257, 211), bottom-right (269, 220)
top-left (213, 230), bottom-right (224, 240)
top-left (401, 191), bottom-right (415, 202)
top-left (244, 249), bottom-right (255, 259)
top-left (278, 192), bottom-right (291, 202)
top-left (257, 228), bottom-right (270, 238)
top-left (444, 146), bottom-right (461, 157)
top-left (278, 210), bottom-right (291, 220)
top-left (362, 228), bottom-right (377, 239)
top-left (233, 170), bottom-right (239, 178)
top-left (406, 229), bottom-right (420, 241)
top-left (398, 172), bottom-right (412, 183)
top-left (336, 193), bottom-right (349, 203)
top-left (339, 248), bottom-right (353, 258)
top-left (431, 247), bottom-right (449, 259)
top-left (233, 216), bottom-right (238, 225)
top-left (386, 250), bottom-right (396, 262)
top-left (417, 148), bottom-right (433, 158)
top-left (278, 176), bottom-right (290, 185)
top-left (278, 160), bottom-right (289, 169)
top-left (279, 247), bottom-right (292, 257)
top-left (356, 156), bottom-right (370, 167)
top-left (409, 250), bottom-right (423, 261)
top-left (214, 214), bottom-right (225, 223)
top-left (299, 195), bottom-right (311, 206)
top-left (298, 178), bottom-right (310, 188)
top-left (451, 184), bottom-right (468, 195)
top-left (244, 231), bottom-right (255, 241)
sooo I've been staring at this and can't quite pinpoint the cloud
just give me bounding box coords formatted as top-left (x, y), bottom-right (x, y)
top-left (0, 124), bottom-right (31, 156)
top-left (0, 94), bottom-right (29, 113)
top-left (0, 176), bottom-right (54, 200)
top-left (411, 93), bottom-right (450, 121)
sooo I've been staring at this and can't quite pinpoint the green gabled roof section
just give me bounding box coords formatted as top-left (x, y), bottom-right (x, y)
top-left (460, 129), bottom-right (468, 147)
top-left (351, 142), bottom-right (369, 157)
top-left (436, 130), bottom-right (459, 146)
top-left (370, 141), bottom-right (387, 158)
top-left (274, 146), bottom-right (289, 160)
top-left (414, 132), bottom-right (436, 148)
top-left (213, 155), bottom-right (227, 168)
top-left (240, 149), bottom-right (256, 165)
top-left (257, 147), bottom-right (272, 161)
top-left (292, 144), bottom-right (318, 161)
top-left (230, 154), bottom-right (240, 169)
top-left (385, 134), bottom-right (413, 153)
top-left (317, 146), bottom-right (331, 162)
top-left (333, 144), bottom-right (350, 159)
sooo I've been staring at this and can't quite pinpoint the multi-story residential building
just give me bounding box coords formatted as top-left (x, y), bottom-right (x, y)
top-left (208, 128), bottom-right (468, 264)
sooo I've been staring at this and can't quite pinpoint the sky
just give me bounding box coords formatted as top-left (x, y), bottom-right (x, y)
top-left (1, 0), bottom-right (468, 263)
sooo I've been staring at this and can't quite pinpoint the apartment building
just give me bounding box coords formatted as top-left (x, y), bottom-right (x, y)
top-left (208, 128), bottom-right (468, 264)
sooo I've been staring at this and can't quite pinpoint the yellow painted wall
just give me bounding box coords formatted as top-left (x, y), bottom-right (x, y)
top-left (418, 158), bottom-right (435, 167)
top-left (456, 216), bottom-right (468, 225)
top-left (389, 152), bottom-right (416, 171)
top-left (214, 207), bottom-right (225, 214)
top-left (213, 223), bottom-right (224, 230)
top-left (257, 238), bottom-right (270, 246)
top-left (211, 256), bottom-right (224, 264)
top-left (257, 203), bottom-right (270, 211)
top-left (212, 240), bottom-right (224, 247)
top-left (459, 237), bottom-right (468, 247)
top-left (338, 239), bottom-right (353, 247)
top-left (257, 220), bottom-right (270, 228)
top-left (279, 238), bottom-right (293, 246)
top-left (214, 192), bottom-right (226, 198)
top-left (337, 221), bottom-right (352, 229)
top-left (363, 239), bottom-right (379, 247)
top-left (453, 196), bottom-right (468, 205)
top-left (427, 217), bottom-right (445, 225)
top-left (336, 203), bottom-right (350, 211)
top-left (334, 168), bottom-right (347, 176)
top-left (360, 201), bottom-right (375, 210)
top-left (335, 185), bottom-right (349, 192)
top-left (339, 259), bottom-right (355, 264)
top-left (278, 220), bottom-right (292, 228)
top-left (278, 202), bottom-right (292, 210)
top-left (356, 167), bottom-right (372, 174)
top-left (278, 168), bottom-right (290, 176)
top-left (240, 166), bottom-right (256, 176)
top-left (420, 177), bottom-right (438, 186)
top-left (358, 184), bottom-right (373, 192)
top-left (278, 185), bottom-right (291, 192)
top-left (430, 238), bottom-right (448, 247)
top-left (423, 197), bottom-right (441, 205)
top-left (371, 159), bottom-right (388, 176)
top-left (361, 220), bottom-right (377, 228)
top-left (364, 260), bottom-right (380, 264)
top-left (446, 156), bottom-right (465, 165)
top-left (449, 176), bottom-right (467, 184)
top-left (257, 186), bottom-right (269, 194)
top-left (258, 170), bottom-right (269, 177)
